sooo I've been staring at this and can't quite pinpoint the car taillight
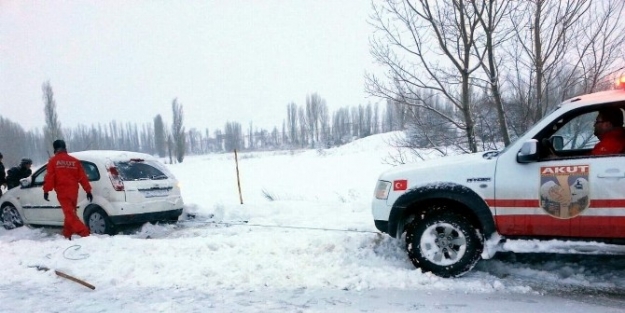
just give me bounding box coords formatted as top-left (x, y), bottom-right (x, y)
top-left (108, 166), bottom-right (125, 191)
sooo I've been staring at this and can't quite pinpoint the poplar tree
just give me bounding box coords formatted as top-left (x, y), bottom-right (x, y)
top-left (42, 81), bottom-right (63, 154)
top-left (154, 114), bottom-right (166, 157)
top-left (171, 98), bottom-right (185, 163)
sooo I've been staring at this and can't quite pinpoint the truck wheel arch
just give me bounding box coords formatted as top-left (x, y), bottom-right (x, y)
top-left (388, 183), bottom-right (496, 239)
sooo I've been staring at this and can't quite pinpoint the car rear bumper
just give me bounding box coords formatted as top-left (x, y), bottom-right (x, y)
top-left (109, 208), bottom-right (183, 225)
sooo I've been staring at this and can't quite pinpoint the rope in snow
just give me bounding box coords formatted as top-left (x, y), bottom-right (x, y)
top-left (62, 245), bottom-right (90, 260)
top-left (180, 219), bottom-right (380, 234)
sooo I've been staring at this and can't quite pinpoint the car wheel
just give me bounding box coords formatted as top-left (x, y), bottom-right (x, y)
top-left (405, 211), bottom-right (483, 278)
top-left (85, 207), bottom-right (115, 235)
top-left (1, 204), bottom-right (24, 230)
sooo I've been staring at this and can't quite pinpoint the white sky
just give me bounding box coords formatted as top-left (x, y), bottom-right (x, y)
top-left (2, 132), bottom-right (624, 312)
top-left (0, 1), bottom-right (377, 132)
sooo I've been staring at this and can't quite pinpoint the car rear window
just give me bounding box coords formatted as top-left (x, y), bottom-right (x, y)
top-left (114, 160), bottom-right (169, 181)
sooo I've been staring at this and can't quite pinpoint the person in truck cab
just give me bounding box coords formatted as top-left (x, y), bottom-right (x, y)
top-left (591, 107), bottom-right (625, 155)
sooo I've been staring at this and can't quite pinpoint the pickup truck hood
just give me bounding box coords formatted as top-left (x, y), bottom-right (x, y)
top-left (378, 151), bottom-right (498, 184)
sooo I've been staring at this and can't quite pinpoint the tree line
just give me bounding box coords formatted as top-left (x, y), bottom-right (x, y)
top-left (0, 82), bottom-right (405, 168)
top-left (4, 1), bottom-right (622, 166)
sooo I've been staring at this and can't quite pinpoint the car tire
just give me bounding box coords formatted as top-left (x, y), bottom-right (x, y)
top-left (84, 206), bottom-right (116, 235)
top-left (1, 204), bottom-right (24, 230)
top-left (405, 211), bottom-right (483, 278)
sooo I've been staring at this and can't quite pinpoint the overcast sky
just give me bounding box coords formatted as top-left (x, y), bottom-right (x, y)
top-left (0, 1), bottom-right (378, 133)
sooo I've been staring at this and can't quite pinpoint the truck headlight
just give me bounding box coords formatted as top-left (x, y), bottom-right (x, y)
top-left (374, 181), bottom-right (391, 200)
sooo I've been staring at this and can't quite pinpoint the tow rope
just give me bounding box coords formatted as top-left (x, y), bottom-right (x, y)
top-left (179, 219), bottom-right (380, 234)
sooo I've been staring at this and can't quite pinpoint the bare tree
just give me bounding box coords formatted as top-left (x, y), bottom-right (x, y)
top-left (154, 115), bottom-right (166, 157)
top-left (167, 134), bottom-right (173, 164)
top-left (298, 106), bottom-right (308, 148)
top-left (213, 129), bottom-right (224, 152)
top-left (286, 102), bottom-right (298, 147)
top-left (510, 0), bottom-right (591, 123)
top-left (332, 107), bottom-right (351, 145)
top-left (281, 120), bottom-right (287, 148)
top-left (187, 128), bottom-right (200, 154)
top-left (473, 0), bottom-right (514, 146)
top-left (139, 123), bottom-right (154, 154)
top-left (42, 81), bottom-right (63, 154)
top-left (318, 103), bottom-right (330, 146)
top-left (562, 0), bottom-right (625, 94)
top-left (372, 103), bottom-right (380, 135)
top-left (248, 121), bottom-right (254, 150)
top-left (270, 127), bottom-right (280, 148)
top-left (224, 121), bottom-right (243, 152)
top-left (171, 98), bottom-right (185, 163)
top-left (306, 93), bottom-right (326, 147)
top-left (367, 0), bottom-right (486, 152)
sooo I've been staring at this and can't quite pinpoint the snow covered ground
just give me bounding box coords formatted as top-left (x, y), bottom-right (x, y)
top-left (1, 132), bottom-right (625, 313)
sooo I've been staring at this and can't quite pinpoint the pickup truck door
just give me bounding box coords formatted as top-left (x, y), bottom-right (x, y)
top-left (582, 155), bottom-right (625, 238)
top-left (494, 109), bottom-right (625, 238)
top-left (494, 156), bottom-right (593, 237)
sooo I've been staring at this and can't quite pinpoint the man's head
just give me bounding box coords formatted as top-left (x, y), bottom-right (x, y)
top-left (20, 158), bottom-right (32, 169)
top-left (594, 108), bottom-right (624, 138)
top-left (53, 139), bottom-right (67, 153)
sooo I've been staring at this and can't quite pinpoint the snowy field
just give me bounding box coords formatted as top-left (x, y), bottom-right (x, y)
top-left (1, 132), bottom-right (625, 313)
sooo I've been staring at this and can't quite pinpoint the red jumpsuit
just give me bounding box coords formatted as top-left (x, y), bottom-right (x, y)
top-left (43, 151), bottom-right (92, 239)
top-left (591, 128), bottom-right (625, 155)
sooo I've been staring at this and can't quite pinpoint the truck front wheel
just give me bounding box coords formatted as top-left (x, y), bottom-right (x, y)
top-left (405, 211), bottom-right (483, 277)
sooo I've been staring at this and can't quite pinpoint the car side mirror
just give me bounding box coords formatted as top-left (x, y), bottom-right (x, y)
top-left (550, 135), bottom-right (564, 151)
top-left (517, 139), bottom-right (539, 163)
top-left (19, 178), bottom-right (31, 188)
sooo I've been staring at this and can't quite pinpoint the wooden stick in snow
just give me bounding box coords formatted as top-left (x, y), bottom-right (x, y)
top-left (33, 266), bottom-right (96, 290)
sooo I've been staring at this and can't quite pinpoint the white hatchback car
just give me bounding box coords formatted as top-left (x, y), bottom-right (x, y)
top-left (0, 150), bottom-right (184, 235)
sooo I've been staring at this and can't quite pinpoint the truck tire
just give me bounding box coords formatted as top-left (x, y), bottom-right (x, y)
top-left (406, 211), bottom-right (483, 277)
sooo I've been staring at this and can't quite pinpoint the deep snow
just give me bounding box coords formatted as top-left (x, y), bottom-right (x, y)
top-left (1, 132), bottom-right (625, 313)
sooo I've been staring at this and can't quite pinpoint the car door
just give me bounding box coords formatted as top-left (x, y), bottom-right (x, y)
top-left (18, 166), bottom-right (64, 224)
top-left (19, 161), bottom-right (100, 224)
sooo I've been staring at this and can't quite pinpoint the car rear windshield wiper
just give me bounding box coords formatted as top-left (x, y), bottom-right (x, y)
top-left (151, 174), bottom-right (168, 180)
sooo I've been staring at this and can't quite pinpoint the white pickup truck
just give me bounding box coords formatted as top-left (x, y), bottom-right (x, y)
top-left (372, 82), bottom-right (625, 277)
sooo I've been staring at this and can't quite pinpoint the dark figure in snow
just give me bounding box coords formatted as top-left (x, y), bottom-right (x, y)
top-left (0, 152), bottom-right (6, 196)
top-left (43, 140), bottom-right (93, 239)
top-left (6, 158), bottom-right (32, 189)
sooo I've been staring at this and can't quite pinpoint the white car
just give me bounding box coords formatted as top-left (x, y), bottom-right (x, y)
top-left (0, 150), bottom-right (184, 235)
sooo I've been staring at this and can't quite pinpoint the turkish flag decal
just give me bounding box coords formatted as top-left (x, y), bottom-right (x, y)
top-left (393, 179), bottom-right (408, 191)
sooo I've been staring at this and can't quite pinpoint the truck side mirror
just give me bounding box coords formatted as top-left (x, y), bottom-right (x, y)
top-left (550, 135), bottom-right (564, 151)
top-left (517, 139), bottom-right (539, 163)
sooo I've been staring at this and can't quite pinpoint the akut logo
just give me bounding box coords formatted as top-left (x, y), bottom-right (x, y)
top-left (56, 160), bottom-right (77, 168)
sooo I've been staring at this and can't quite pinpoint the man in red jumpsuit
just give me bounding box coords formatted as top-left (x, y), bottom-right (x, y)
top-left (43, 139), bottom-right (93, 239)
top-left (591, 107), bottom-right (625, 155)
